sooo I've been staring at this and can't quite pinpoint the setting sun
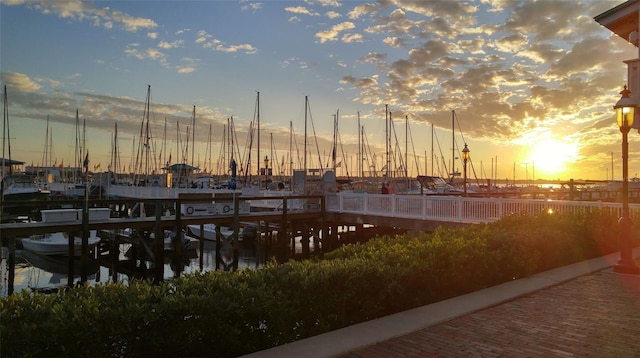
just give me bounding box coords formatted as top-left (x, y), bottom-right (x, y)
top-left (527, 139), bottom-right (575, 178)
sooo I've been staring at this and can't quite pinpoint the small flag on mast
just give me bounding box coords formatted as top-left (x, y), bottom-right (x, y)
top-left (83, 152), bottom-right (89, 172)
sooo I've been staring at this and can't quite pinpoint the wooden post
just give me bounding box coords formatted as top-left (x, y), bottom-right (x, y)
top-left (199, 223), bottom-right (204, 270)
top-left (215, 224), bottom-right (221, 271)
top-left (232, 192), bottom-right (240, 271)
top-left (7, 236), bottom-right (15, 296)
top-left (279, 197), bottom-right (288, 262)
top-left (301, 224), bottom-right (310, 258)
top-left (81, 157), bottom-right (90, 284)
top-left (327, 224), bottom-right (337, 251)
top-left (154, 199), bottom-right (164, 283)
top-left (291, 222), bottom-right (298, 259)
top-left (81, 204), bottom-right (89, 284)
top-left (320, 196), bottom-right (326, 255)
top-left (68, 232), bottom-right (75, 288)
top-left (173, 202), bottom-right (183, 260)
top-left (110, 231), bottom-right (118, 283)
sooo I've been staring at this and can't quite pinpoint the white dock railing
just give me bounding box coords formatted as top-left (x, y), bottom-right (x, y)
top-left (325, 193), bottom-right (640, 224)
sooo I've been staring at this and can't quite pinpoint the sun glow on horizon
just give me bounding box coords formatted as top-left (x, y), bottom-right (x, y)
top-left (526, 138), bottom-right (576, 178)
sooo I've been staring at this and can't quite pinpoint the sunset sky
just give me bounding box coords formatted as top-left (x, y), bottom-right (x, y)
top-left (1, 0), bottom-right (638, 182)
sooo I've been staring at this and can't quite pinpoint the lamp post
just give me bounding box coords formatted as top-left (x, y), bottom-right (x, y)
top-left (613, 85), bottom-right (639, 274)
top-left (462, 144), bottom-right (470, 196)
top-left (263, 155), bottom-right (269, 190)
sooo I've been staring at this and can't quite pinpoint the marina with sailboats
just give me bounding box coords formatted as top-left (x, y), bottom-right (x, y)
top-left (2, 79), bottom-right (620, 202)
top-left (5, 2), bottom-right (640, 356)
top-left (2, 80), bottom-right (638, 297)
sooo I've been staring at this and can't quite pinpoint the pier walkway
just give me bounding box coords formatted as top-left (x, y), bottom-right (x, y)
top-left (327, 192), bottom-right (640, 224)
top-left (325, 192), bottom-right (640, 232)
top-left (243, 248), bottom-right (640, 358)
top-left (4, 192), bottom-right (637, 234)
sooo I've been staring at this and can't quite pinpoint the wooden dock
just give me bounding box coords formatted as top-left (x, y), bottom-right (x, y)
top-left (1, 195), bottom-right (331, 295)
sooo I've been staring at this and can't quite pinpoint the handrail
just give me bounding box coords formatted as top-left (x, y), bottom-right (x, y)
top-left (325, 192), bottom-right (640, 223)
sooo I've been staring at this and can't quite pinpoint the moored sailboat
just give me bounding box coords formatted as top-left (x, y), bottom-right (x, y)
top-left (2, 86), bottom-right (50, 219)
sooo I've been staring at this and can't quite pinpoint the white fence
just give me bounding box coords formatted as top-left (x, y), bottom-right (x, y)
top-left (325, 193), bottom-right (640, 224)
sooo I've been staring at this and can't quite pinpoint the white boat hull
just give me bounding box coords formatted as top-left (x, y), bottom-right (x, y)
top-left (21, 232), bottom-right (101, 256)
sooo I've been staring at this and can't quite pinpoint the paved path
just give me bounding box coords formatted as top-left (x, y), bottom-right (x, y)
top-left (243, 250), bottom-right (640, 358)
top-left (340, 267), bottom-right (640, 357)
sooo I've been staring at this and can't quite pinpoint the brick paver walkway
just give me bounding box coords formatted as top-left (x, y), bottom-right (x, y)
top-left (341, 269), bottom-right (640, 357)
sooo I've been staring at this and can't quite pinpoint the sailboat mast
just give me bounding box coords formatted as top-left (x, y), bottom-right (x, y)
top-left (176, 121), bottom-right (180, 167)
top-left (163, 117), bottom-right (167, 167)
top-left (304, 95), bottom-right (308, 175)
top-left (230, 117), bottom-right (234, 167)
top-left (221, 122), bottom-right (227, 178)
top-left (405, 114), bottom-right (408, 180)
top-left (113, 122), bottom-right (118, 178)
top-left (207, 123), bottom-right (212, 174)
top-left (2, 85), bottom-right (7, 178)
top-left (289, 121), bottom-right (293, 179)
top-left (49, 129), bottom-right (53, 175)
top-left (42, 114), bottom-right (49, 176)
top-left (47, 115), bottom-right (50, 168)
top-left (191, 105), bottom-right (196, 167)
top-left (256, 91), bottom-right (260, 178)
top-left (357, 111), bottom-right (361, 179)
top-left (143, 85), bottom-right (152, 179)
top-left (451, 109), bottom-right (455, 179)
top-left (184, 125), bottom-right (190, 167)
top-left (130, 137), bottom-right (135, 175)
top-left (222, 120), bottom-right (227, 178)
top-left (424, 150), bottom-right (427, 178)
top-left (361, 125), bottom-right (366, 179)
top-left (81, 118), bottom-right (89, 175)
top-left (431, 123), bottom-right (434, 176)
top-left (331, 110), bottom-right (339, 173)
top-left (270, 132), bottom-right (274, 179)
top-left (4, 86), bottom-right (11, 176)
top-left (388, 108), bottom-right (393, 179)
top-left (385, 104), bottom-right (389, 179)
top-left (74, 110), bottom-right (80, 183)
top-left (228, 117), bottom-right (233, 173)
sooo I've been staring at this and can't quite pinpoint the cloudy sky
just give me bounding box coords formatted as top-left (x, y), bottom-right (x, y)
top-left (0, 0), bottom-right (637, 181)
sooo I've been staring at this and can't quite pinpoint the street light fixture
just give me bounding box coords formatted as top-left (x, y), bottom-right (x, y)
top-left (462, 144), bottom-right (470, 196)
top-left (263, 155), bottom-right (270, 190)
top-left (613, 85), bottom-right (639, 274)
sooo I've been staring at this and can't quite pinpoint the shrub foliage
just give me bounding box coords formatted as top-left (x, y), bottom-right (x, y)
top-left (1, 210), bottom-right (630, 357)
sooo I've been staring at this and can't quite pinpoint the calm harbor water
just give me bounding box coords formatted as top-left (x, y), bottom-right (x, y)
top-left (1, 222), bottom-right (343, 297)
top-left (0, 242), bottom-right (261, 297)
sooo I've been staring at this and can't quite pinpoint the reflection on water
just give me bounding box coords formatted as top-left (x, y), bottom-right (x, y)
top-left (1, 222), bottom-right (333, 297)
top-left (0, 243), bottom-right (260, 297)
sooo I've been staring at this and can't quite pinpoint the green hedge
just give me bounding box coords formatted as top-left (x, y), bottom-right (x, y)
top-left (1, 210), bottom-right (631, 357)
